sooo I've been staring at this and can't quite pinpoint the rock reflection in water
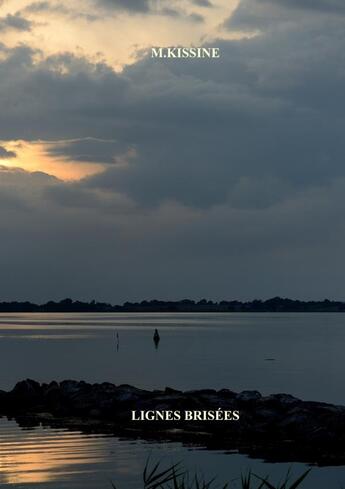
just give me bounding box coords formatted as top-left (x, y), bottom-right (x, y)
top-left (0, 418), bottom-right (344, 489)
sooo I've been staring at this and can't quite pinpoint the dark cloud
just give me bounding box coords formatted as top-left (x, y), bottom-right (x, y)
top-left (227, 0), bottom-right (345, 31)
top-left (155, 7), bottom-right (203, 21)
top-left (1, 33), bottom-right (345, 209)
top-left (2, 166), bottom-right (345, 302)
top-left (0, 166), bottom-right (57, 185)
top-left (192, 0), bottom-right (213, 6)
top-left (2, 3), bottom-right (345, 300)
top-left (25, 0), bottom-right (201, 22)
top-left (23, 2), bottom-right (100, 21)
top-left (260, 0), bottom-right (345, 13)
top-left (95, 0), bottom-right (151, 13)
top-left (45, 138), bottom-right (124, 164)
top-left (0, 146), bottom-right (16, 159)
top-left (0, 166), bottom-right (57, 211)
top-left (93, 0), bottom-right (198, 20)
top-left (25, 1), bottom-right (65, 13)
top-left (0, 13), bottom-right (32, 32)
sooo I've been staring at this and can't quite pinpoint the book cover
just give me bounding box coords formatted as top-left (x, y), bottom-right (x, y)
top-left (0, 0), bottom-right (344, 488)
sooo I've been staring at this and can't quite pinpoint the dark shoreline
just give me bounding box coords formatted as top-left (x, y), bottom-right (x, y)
top-left (2, 296), bottom-right (345, 312)
top-left (2, 379), bottom-right (345, 466)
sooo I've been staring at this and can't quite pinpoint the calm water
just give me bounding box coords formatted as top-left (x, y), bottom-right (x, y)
top-left (1, 418), bottom-right (345, 489)
top-left (0, 312), bottom-right (343, 403)
top-left (0, 312), bottom-right (345, 488)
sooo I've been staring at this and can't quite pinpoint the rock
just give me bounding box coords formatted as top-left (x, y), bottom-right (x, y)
top-left (218, 389), bottom-right (236, 398)
top-left (165, 387), bottom-right (182, 394)
top-left (42, 381), bottom-right (60, 400)
top-left (269, 394), bottom-right (300, 405)
top-left (89, 408), bottom-right (102, 417)
top-left (113, 385), bottom-right (149, 402)
top-left (2, 379), bottom-right (345, 465)
top-left (10, 379), bottom-right (43, 408)
top-left (237, 390), bottom-right (262, 402)
top-left (60, 380), bottom-right (89, 395)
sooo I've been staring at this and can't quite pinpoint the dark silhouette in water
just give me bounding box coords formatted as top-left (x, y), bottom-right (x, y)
top-left (153, 329), bottom-right (160, 349)
top-left (115, 331), bottom-right (119, 351)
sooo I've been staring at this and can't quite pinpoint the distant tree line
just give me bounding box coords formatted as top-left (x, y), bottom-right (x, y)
top-left (0, 297), bottom-right (345, 312)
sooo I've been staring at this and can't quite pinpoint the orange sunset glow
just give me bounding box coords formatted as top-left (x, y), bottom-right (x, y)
top-left (0, 140), bottom-right (105, 181)
top-left (0, 422), bottom-right (108, 485)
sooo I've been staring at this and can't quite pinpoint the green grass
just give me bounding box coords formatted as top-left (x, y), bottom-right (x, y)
top-left (111, 459), bottom-right (311, 489)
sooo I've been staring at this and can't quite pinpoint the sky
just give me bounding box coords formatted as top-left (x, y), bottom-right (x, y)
top-left (1, 0), bottom-right (345, 303)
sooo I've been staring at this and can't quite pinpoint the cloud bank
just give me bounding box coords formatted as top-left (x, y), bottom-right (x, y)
top-left (1, 0), bottom-right (345, 301)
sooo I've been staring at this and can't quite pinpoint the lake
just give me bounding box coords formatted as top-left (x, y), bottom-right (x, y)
top-left (0, 312), bottom-right (344, 488)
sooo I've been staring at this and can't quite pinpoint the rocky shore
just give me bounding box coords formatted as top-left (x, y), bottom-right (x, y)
top-left (1, 379), bottom-right (345, 466)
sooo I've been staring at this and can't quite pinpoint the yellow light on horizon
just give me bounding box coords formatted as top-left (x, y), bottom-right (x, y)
top-left (0, 0), bottom-right (242, 72)
top-left (0, 140), bottom-right (105, 181)
top-left (0, 427), bottom-right (107, 484)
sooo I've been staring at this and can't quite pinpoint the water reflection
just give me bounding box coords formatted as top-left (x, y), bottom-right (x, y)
top-left (0, 419), bottom-right (107, 484)
top-left (1, 312), bottom-right (345, 404)
top-left (153, 329), bottom-right (160, 349)
top-left (0, 418), bottom-right (344, 489)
